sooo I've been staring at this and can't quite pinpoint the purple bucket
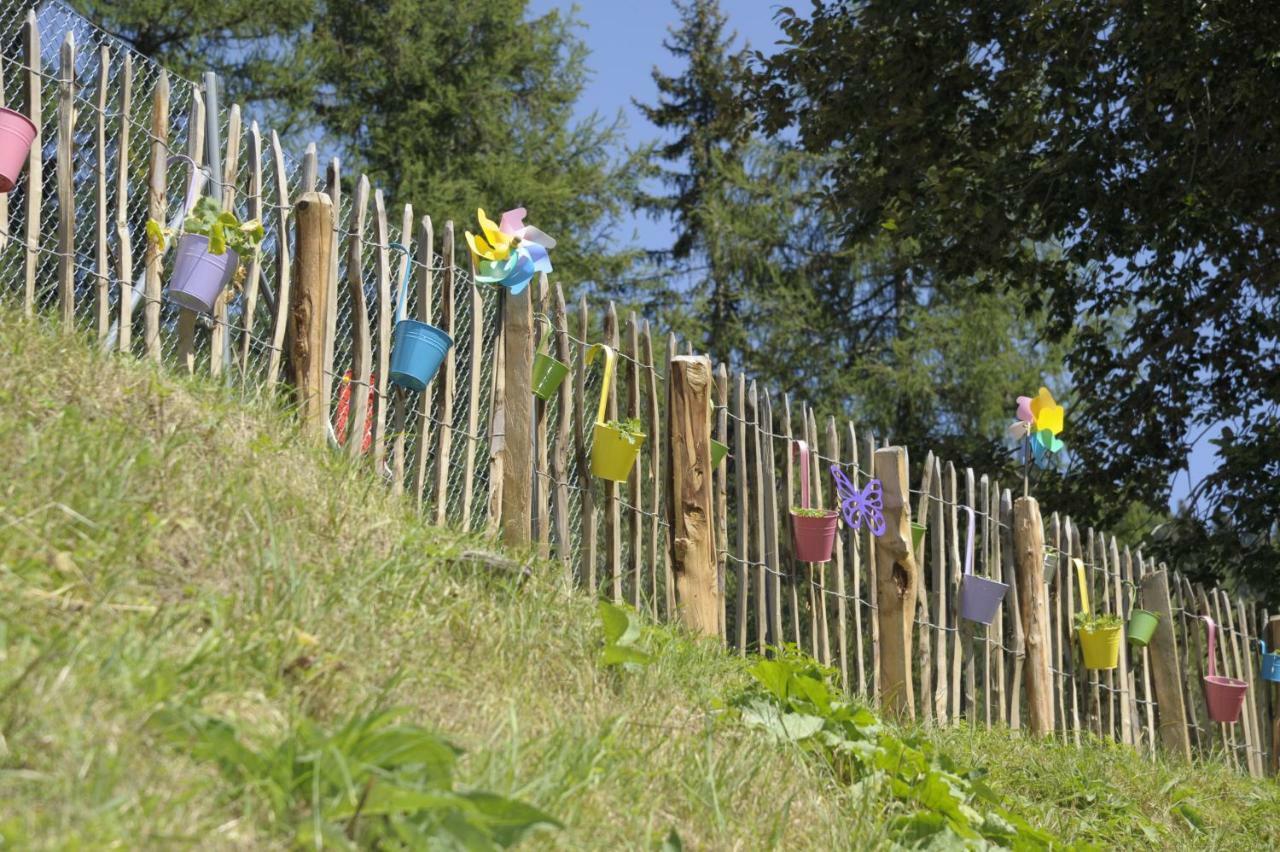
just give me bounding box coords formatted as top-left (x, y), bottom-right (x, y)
top-left (168, 233), bottom-right (239, 314)
top-left (961, 575), bottom-right (1009, 625)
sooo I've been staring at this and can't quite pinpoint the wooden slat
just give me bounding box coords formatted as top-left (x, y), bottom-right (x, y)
top-left (114, 54), bottom-right (133, 353)
top-left (372, 190), bottom-right (392, 473)
top-left (94, 46), bottom-right (110, 340)
top-left (827, 416), bottom-right (849, 686)
top-left (1134, 553), bottom-right (1157, 755)
top-left (486, 292), bottom-right (505, 536)
top-left (715, 364), bottom-right (729, 635)
top-left (432, 224), bottom-right (457, 525)
top-left (23, 13), bottom-right (42, 316)
top-left (210, 104), bottom-right (242, 377)
top-left (947, 463), bottom-right (962, 721)
top-left (751, 382), bottom-right (768, 653)
top-left (265, 131), bottom-right (292, 386)
top-left (664, 334), bottom-right (678, 616)
top-left (143, 71), bottom-right (169, 359)
top-left (390, 203), bottom-right (414, 496)
top-left (644, 323), bottom-right (663, 617)
top-left (962, 468), bottom-right (977, 720)
top-left (1014, 496), bottom-right (1053, 736)
top-left (873, 446), bottom-right (917, 721)
top-left (782, 396), bottom-right (800, 649)
top-left (550, 287), bottom-right (573, 574)
top-left (176, 90), bottom-right (205, 374)
top-left (573, 296), bottom-right (596, 591)
top-left (808, 408), bottom-right (830, 665)
top-left (56, 34), bottom-right (76, 329)
top-left (0, 52), bottom-right (7, 253)
top-left (733, 371), bottom-right (748, 655)
top-left (533, 276), bottom-right (551, 558)
top-left (237, 124), bottom-right (264, 370)
top-left (1236, 595), bottom-right (1263, 776)
top-left (991, 480), bottom-right (1007, 726)
top-left (762, 390), bottom-right (783, 647)
top-left (1049, 513), bottom-right (1065, 735)
top-left (933, 458), bottom-right (948, 722)
top-left (411, 215), bottom-right (435, 507)
top-left (322, 157), bottom-right (342, 405)
top-left (301, 143), bottom-right (317, 191)
top-left (866, 430), bottom-right (880, 700)
top-left (979, 474), bottom-right (990, 728)
top-left (461, 259), bottom-right (485, 529)
top-left (343, 175), bottom-right (372, 461)
top-left (667, 355), bottom-right (719, 636)
top-left (625, 314), bottom-right (642, 607)
top-left (602, 303), bottom-right (621, 600)
top-left (915, 456), bottom-right (935, 720)
top-left (851, 421), bottom-right (869, 697)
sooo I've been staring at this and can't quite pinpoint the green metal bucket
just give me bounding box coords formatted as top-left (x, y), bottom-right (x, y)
top-left (1127, 609), bottom-right (1159, 647)
top-left (711, 438), bottom-right (729, 467)
top-left (911, 522), bottom-right (926, 552)
top-left (532, 351), bottom-right (568, 401)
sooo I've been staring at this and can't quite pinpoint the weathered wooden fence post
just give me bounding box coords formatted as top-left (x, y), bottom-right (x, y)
top-left (289, 192), bottom-right (334, 442)
top-left (1139, 568), bottom-right (1191, 759)
top-left (1013, 496), bottom-right (1054, 736)
top-left (874, 446), bottom-right (917, 721)
top-left (500, 284), bottom-right (533, 546)
top-left (667, 355), bottom-right (719, 636)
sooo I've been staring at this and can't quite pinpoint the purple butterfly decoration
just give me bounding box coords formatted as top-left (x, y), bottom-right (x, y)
top-left (830, 465), bottom-right (886, 537)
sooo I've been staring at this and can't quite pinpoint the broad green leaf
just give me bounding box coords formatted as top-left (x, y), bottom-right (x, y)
top-left (598, 601), bottom-right (641, 646)
top-left (601, 644), bottom-right (653, 667)
top-left (460, 791), bottom-right (563, 845)
top-left (747, 659), bottom-right (791, 701)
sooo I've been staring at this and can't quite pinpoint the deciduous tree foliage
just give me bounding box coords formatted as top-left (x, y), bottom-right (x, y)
top-left (755, 2), bottom-right (1279, 600)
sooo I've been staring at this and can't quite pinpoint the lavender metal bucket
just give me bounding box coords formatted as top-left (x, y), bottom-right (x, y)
top-left (958, 505), bottom-right (1008, 624)
top-left (167, 234), bottom-right (239, 314)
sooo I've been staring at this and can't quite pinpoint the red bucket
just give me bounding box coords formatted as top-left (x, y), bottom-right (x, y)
top-left (1200, 617), bottom-right (1248, 723)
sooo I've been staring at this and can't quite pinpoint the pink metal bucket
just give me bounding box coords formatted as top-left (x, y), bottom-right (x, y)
top-left (0, 108), bottom-right (37, 193)
top-left (168, 234), bottom-right (239, 314)
top-left (789, 439), bottom-right (837, 563)
top-left (1201, 617), bottom-right (1247, 723)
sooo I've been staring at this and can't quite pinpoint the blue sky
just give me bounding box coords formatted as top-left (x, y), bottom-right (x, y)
top-left (526, 1), bottom-right (1214, 510)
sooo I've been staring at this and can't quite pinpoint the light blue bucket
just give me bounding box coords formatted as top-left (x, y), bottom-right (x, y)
top-left (386, 242), bottom-right (452, 392)
top-left (1262, 641), bottom-right (1280, 683)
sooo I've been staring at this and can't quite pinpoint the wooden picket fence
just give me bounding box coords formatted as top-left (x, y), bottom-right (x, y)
top-left (1, 3), bottom-right (1277, 779)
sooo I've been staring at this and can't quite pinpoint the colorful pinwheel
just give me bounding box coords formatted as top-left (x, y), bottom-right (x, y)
top-left (465, 207), bottom-right (555, 296)
top-left (1010, 386), bottom-right (1065, 469)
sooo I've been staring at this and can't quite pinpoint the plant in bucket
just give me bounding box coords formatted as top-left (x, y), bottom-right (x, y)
top-left (385, 242), bottom-right (452, 392)
top-left (148, 166), bottom-right (265, 315)
top-left (1072, 558), bottom-right (1122, 670)
top-left (1125, 585), bottom-right (1160, 648)
top-left (0, 107), bottom-right (37, 193)
top-left (465, 207), bottom-right (555, 296)
top-left (531, 315), bottom-right (568, 401)
top-left (786, 442), bottom-right (838, 562)
top-left (956, 505), bottom-right (1009, 624)
top-left (1260, 641), bottom-right (1280, 684)
top-left (1200, 616), bottom-right (1248, 723)
top-left (586, 344), bottom-right (644, 481)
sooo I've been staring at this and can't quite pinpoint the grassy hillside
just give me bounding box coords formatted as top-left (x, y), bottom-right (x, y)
top-left (0, 310), bottom-right (1276, 850)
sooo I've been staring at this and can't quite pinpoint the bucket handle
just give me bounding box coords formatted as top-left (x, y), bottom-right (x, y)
top-left (792, 440), bottom-right (811, 510)
top-left (961, 505), bottom-right (975, 577)
top-left (1203, 616), bottom-right (1217, 678)
top-left (585, 343), bottom-right (615, 426)
top-left (534, 313), bottom-right (555, 358)
top-left (387, 241), bottom-right (413, 325)
top-left (1075, 557), bottom-right (1090, 618)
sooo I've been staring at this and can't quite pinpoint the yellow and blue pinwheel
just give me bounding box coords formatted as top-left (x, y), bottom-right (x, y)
top-left (464, 207), bottom-right (555, 296)
top-left (1009, 386), bottom-right (1066, 468)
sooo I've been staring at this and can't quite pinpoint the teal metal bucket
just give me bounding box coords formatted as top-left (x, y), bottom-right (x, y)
top-left (389, 319), bottom-right (452, 392)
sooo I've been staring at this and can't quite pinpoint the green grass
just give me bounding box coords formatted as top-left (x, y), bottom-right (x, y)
top-left (0, 310), bottom-right (1276, 849)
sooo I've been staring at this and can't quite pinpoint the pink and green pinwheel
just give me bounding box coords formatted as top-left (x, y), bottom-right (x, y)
top-left (1010, 386), bottom-right (1066, 468)
top-left (464, 208), bottom-right (555, 296)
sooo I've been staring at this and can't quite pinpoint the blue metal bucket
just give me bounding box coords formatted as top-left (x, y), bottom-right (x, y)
top-left (389, 319), bottom-right (452, 392)
top-left (1262, 642), bottom-right (1280, 683)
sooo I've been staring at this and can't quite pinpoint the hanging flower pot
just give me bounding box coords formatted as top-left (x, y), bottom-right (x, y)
top-left (958, 505), bottom-right (1009, 625)
top-left (710, 438), bottom-right (729, 468)
top-left (531, 316), bottom-right (568, 401)
top-left (168, 234), bottom-right (239, 314)
top-left (1042, 548), bottom-right (1061, 585)
top-left (1126, 609), bottom-right (1160, 648)
top-left (587, 344), bottom-right (644, 481)
top-left (1072, 560), bottom-right (1121, 670)
top-left (911, 522), bottom-right (926, 552)
top-left (386, 242), bottom-right (452, 392)
top-left (1201, 617), bottom-right (1248, 723)
top-left (789, 441), bottom-right (837, 563)
top-left (0, 107), bottom-right (37, 193)
top-left (1260, 642), bottom-right (1280, 684)
top-left (335, 370), bottom-right (375, 454)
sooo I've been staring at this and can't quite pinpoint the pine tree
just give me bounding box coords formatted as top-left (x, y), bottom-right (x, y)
top-left (632, 0), bottom-right (750, 364)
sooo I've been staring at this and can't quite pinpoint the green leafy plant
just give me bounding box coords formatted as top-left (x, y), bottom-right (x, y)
top-left (1074, 612), bottom-right (1124, 633)
top-left (598, 601), bottom-right (653, 669)
top-left (153, 706), bottom-right (560, 848)
top-left (727, 645), bottom-right (1057, 849)
top-left (606, 416), bottom-right (644, 446)
top-left (791, 507), bottom-right (836, 518)
top-left (147, 196), bottom-right (265, 257)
